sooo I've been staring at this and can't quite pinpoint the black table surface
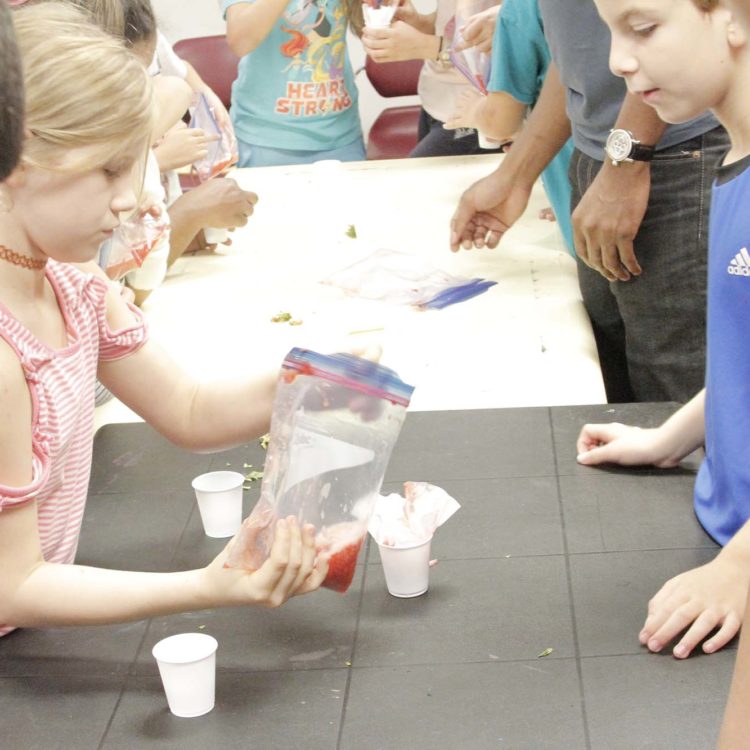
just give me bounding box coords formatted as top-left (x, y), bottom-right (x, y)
top-left (0, 404), bottom-right (735, 749)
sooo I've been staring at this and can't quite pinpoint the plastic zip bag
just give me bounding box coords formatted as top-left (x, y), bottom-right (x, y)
top-left (100, 208), bottom-right (170, 281)
top-left (322, 248), bottom-right (496, 310)
top-left (189, 93), bottom-right (238, 182)
top-left (225, 348), bottom-right (414, 593)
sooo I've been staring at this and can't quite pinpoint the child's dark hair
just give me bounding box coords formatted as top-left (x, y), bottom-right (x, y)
top-left (0, 0), bottom-right (24, 180)
top-left (121, 0), bottom-right (156, 47)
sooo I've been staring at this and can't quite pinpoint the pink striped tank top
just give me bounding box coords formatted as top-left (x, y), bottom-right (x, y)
top-left (0, 261), bottom-right (148, 636)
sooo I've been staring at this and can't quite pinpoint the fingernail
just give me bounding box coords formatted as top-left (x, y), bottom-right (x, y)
top-left (673, 644), bottom-right (687, 658)
top-left (703, 642), bottom-right (715, 654)
top-left (576, 453), bottom-right (588, 463)
top-left (648, 638), bottom-right (661, 652)
top-left (638, 629), bottom-right (648, 643)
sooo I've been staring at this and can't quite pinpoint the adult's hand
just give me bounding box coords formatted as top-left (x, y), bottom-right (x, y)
top-left (450, 167), bottom-right (532, 251)
top-left (572, 161), bottom-right (649, 282)
top-left (455, 5), bottom-right (499, 53)
top-left (444, 88), bottom-right (485, 132)
top-left (362, 21), bottom-right (438, 63)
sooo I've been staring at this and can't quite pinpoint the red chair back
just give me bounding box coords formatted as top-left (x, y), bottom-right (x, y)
top-left (365, 57), bottom-right (423, 98)
top-left (173, 35), bottom-right (239, 111)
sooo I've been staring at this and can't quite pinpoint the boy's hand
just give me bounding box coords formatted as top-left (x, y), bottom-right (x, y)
top-left (572, 160), bottom-right (648, 282)
top-left (450, 168), bottom-right (532, 251)
top-left (362, 22), bottom-right (437, 63)
top-left (205, 517), bottom-right (328, 608)
top-left (640, 554), bottom-right (749, 658)
top-left (576, 422), bottom-right (680, 468)
top-left (444, 88), bottom-right (485, 132)
top-left (456, 5), bottom-right (499, 53)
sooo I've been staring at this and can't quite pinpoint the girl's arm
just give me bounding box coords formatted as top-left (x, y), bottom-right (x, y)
top-left (0, 337), bottom-right (324, 628)
top-left (225, 1), bottom-right (291, 57)
top-left (445, 89), bottom-right (526, 143)
top-left (152, 75), bottom-right (193, 144)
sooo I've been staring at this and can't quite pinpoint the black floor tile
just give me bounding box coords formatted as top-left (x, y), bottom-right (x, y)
top-left (570, 548), bottom-right (723, 657)
top-left (77, 491), bottom-right (194, 572)
top-left (102, 670), bottom-right (347, 750)
top-left (355, 557), bottom-right (574, 666)
top-left (380, 475), bottom-right (564, 559)
top-left (582, 652), bottom-right (734, 749)
top-left (339, 661), bottom-right (587, 750)
top-left (0, 674), bottom-right (124, 748)
top-left (385, 408), bottom-right (555, 482)
top-left (560, 473), bottom-right (716, 554)
top-left (90, 423), bottom-right (213, 494)
top-left (133, 577), bottom-right (362, 674)
top-left (0, 620), bottom-right (147, 677)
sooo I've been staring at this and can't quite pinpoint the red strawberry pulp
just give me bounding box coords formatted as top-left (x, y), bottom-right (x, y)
top-left (323, 536), bottom-right (365, 593)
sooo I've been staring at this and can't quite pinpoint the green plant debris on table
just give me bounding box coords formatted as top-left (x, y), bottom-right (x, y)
top-left (537, 647), bottom-right (554, 658)
top-left (259, 434), bottom-right (270, 450)
top-left (345, 224), bottom-right (357, 239)
top-left (271, 311), bottom-right (292, 323)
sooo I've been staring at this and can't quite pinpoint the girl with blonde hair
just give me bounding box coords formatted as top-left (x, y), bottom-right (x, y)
top-left (0, 2), bottom-right (326, 637)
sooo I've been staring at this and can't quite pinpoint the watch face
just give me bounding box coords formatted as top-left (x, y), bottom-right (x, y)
top-left (606, 130), bottom-right (633, 161)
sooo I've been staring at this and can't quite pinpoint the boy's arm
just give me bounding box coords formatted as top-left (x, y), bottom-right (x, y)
top-left (476, 92), bottom-right (527, 142)
top-left (640, 520), bottom-right (750, 659)
top-left (717, 587), bottom-right (750, 748)
top-left (571, 91), bottom-right (668, 282)
top-left (225, 1), bottom-right (291, 57)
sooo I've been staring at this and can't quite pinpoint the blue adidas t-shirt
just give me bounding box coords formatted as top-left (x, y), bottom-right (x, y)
top-left (694, 153), bottom-right (750, 545)
top-left (487, 0), bottom-right (574, 255)
top-left (223, 0), bottom-right (362, 151)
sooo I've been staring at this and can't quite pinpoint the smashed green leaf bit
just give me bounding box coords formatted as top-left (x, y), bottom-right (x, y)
top-left (259, 434), bottom-right (270, 450)
top-left (537, 648), bottom-right (554, 658)
top-left (345, 224), bottom-right (357, 239)
top-left (245, 470), bottom-right (264, 482)
top-left (270, 311), bottom-right (292, 323)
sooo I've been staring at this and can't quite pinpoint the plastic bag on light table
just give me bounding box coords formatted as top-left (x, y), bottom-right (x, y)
top-left (322, 248), bottom-right (497, 310)
top-left (225, 348), bottom-right (414, 593)
top-left (100, 209), bottom-right (170, 281)
top-left (189, 93), bottom-right (239, 183)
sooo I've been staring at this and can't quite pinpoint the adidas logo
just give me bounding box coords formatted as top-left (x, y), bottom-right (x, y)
top-left (728, 247), bottom-right (750, 276)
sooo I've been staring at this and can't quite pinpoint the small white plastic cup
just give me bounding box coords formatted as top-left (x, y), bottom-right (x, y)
top-left (192, 471), bottom-right (244, 538)
top-left (152, 633), bottom-right (218, 718)
top-left (477, 133), bottom-right (502, 150)
top-left (203, 227), bottom-right (230, 246)
top-left (378, 537), bottom-right (432, 597)
top-left (362, 3), bottom-right (396, 28)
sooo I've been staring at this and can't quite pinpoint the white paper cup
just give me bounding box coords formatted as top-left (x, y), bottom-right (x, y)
top-left (152, 633), bottom-right (218, 717)
top-left (203, 227), bottom-right (230, 245)
top-left (363, 4), bottom-right (396, 28)
top-left (477, 133), bottom-right (502, 150)
top-left (378, 537), bottom-right (432, 597)
top-left (192, 471), bottom-right (244, 538)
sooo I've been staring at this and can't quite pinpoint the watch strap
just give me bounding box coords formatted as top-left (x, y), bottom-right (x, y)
top-left (630, 141), bottom-right (655, 162)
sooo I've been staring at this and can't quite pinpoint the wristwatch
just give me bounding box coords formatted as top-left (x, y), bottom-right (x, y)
top-left (604, 128), bottom-right (656, 166)
top-left (436, 35), bottom-right (452, 68)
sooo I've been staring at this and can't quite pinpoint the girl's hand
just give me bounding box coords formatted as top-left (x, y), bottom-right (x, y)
top-left (444, 88), bottom-right (485, 131)
top-left (362, 21), bottom-right (437, 63)
top-left (575, 422), bottom-right (681, 468)
top-left (205, 517), bottom-right (328, 608)
top-left (153, 121), bottom-right (220, 172)
top-left (455, 5), bottom-right (499, 53)
top-left (393, 0), bottom-right (420, 27)
top-left (640, 554), bottom-right (749, 658)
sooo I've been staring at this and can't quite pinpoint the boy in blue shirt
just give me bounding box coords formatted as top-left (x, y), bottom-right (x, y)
top-left (444, 0), bottom-right (575, 254)
top-left (577, 0), bottom-right (750, 661)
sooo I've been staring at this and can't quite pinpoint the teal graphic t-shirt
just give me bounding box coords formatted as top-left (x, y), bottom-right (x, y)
top-left (488, 0), bottom-right (574, 255)
top-left (223, 0), bottom-right (362, 151)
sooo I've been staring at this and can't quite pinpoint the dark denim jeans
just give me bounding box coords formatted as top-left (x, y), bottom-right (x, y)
top-left (569, 126), bottom-right (730, 403)
top-left (410, 108), bottom-right (500, 158)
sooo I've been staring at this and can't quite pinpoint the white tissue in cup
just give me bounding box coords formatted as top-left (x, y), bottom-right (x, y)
top-left (362, 2), bottom-right (396, 27)
top-left (192, 470), bottom-right (244, 538)
top-left (152, 633), bottom-right (218, 717)
top-left (378, 536), bottom-right (433, 597)
top-left (369, 482), bottom-right (461, 598)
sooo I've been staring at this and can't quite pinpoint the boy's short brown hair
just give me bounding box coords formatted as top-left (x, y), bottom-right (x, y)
top-left (0, 0), bottom-right (24, 180)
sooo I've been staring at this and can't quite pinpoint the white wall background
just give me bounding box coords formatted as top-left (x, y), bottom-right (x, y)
top-left (151, 0), bottom-right (424, 138)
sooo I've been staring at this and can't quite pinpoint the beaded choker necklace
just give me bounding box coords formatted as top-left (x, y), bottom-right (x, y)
top-left (0, 244), bottom-right (47, 271)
